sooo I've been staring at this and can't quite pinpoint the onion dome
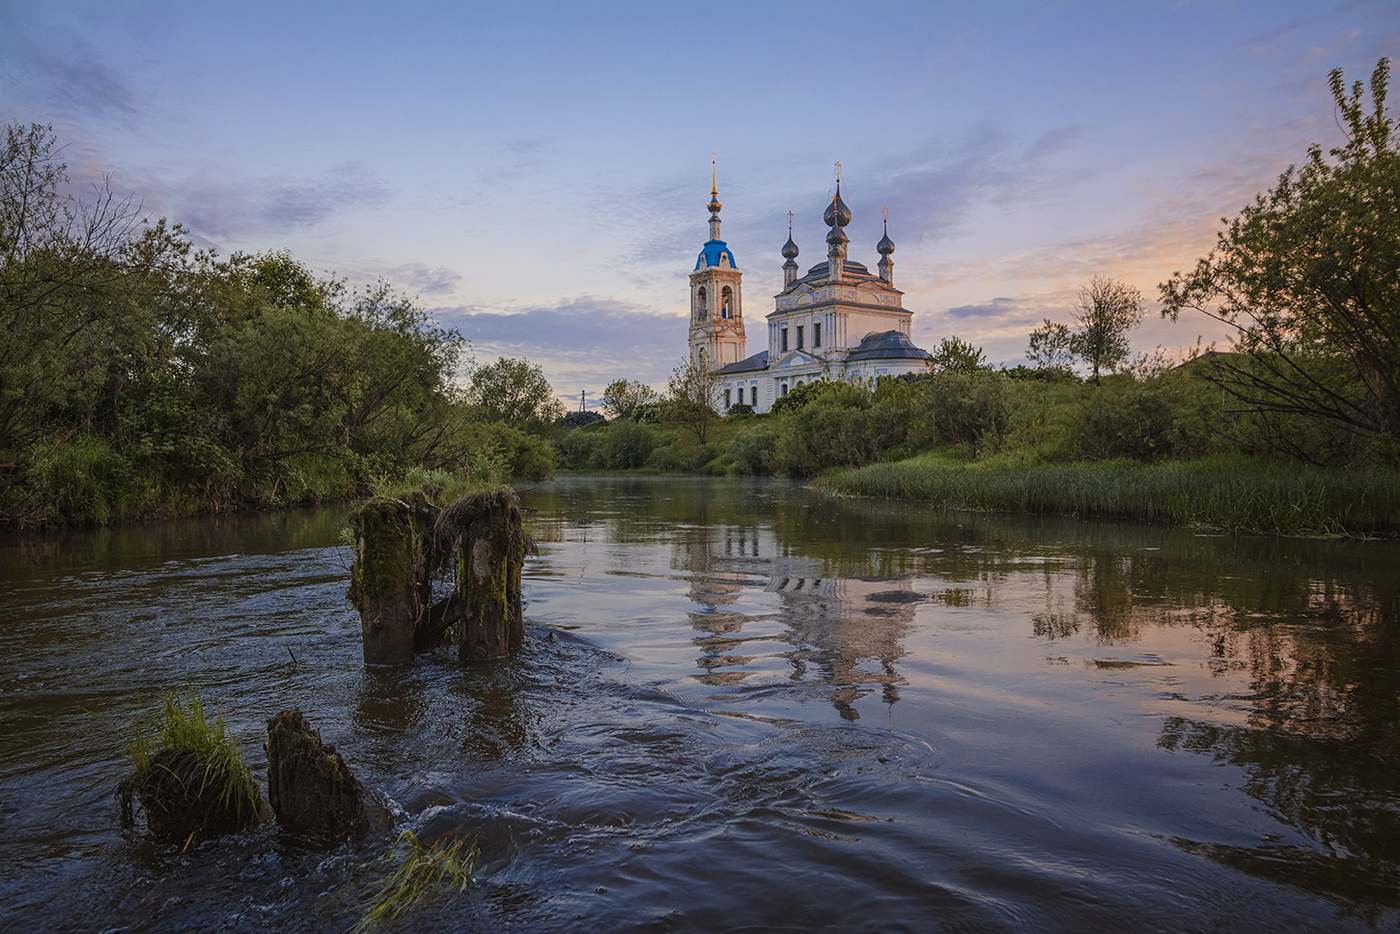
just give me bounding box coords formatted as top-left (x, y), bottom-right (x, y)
top-left (823, 183), bottom-right (852, 228)
top-left (877, 225), bottom-right (895, 256)
top-left (782, 233), bottom-right (799, 259)
top-left (826, 223), bottom-right (848, 247)
top-left (708, 189), bottom-right (722, 215)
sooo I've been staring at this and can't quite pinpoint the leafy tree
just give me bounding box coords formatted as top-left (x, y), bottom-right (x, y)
top-left (1071, 276), bottom-right (1142, 383)
top-left (930, 336), bottom-right (986, 374)
top-left (770, 378), bottom-right (837, 416)
top-left (1160, 58), bottom-right (1400, 461)
top-left (466, 357), bottom-right (565, 431)
top-left (600, 379), bottom-right (656, 421)
top-left (1027, 319), bottom-right (1076, 374)
top-left (664, 354), bottom-right (719, 444)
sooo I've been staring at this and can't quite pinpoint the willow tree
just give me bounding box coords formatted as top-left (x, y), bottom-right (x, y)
top-left (1160, 59), bottom-right (1399, 461)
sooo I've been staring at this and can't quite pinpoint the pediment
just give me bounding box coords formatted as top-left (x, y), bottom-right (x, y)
top-left (773, 351), bottom-right (823, 370)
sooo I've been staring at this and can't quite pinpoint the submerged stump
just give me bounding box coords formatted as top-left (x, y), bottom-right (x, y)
top-left (118, 748), bottom-right (263, 846)
top-left (348, 495), bottom-right (435, 667)
top-left (266, 708), bottom-right (368, 846)
top-left (348, 486), bottom-right (532, 666)
top-left (435, 489), bottom-right (532, 662)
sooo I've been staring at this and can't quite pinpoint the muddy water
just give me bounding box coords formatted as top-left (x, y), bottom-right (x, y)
top-left (1, 475), bottom-right (1398, 933)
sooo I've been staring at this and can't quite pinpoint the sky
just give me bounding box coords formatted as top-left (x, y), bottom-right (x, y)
top-left (2, 0), bottom-right (1396, 409)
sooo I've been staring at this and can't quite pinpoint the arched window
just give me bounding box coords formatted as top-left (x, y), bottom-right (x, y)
top-left (721, 286), bottom-right (733, 319)
top-left (696, 287), bottom-right (707, 319)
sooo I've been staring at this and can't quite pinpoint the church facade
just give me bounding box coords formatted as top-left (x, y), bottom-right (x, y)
top-left (688, 172), bottom-right (931, 414)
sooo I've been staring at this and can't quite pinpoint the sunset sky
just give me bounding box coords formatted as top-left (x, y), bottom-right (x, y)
top-left (3, 0), bottom-right (1396, 408)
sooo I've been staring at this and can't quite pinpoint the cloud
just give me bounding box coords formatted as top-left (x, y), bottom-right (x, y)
top-left (2, 26), bottom-right (141, 126)
top-left (432, 296), bottom-right (688, 399)
top-left (945, 297), bottom-right (1024, 321)
top-left (383, 263), bottom-right (464, 296)
top-left (166, 163), bottom-right (392, 244)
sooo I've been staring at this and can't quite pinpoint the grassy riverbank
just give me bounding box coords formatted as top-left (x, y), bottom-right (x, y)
top-left (816, 453), bottom-right (1400, 537)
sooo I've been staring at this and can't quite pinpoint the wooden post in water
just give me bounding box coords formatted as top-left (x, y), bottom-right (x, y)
top-left (435, 489), bottom-right (531, 662)
top-left (265, 708), bottom-right (368, 846)
top-left (348, 495), bottom-right (434, 667)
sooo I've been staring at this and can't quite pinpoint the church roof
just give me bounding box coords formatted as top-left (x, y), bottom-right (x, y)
top-left (845, 330), bottom-right (931, 362)
top-left (695, 239), bottom-right (738, 270)
top-left (715, 350), bottom-right (768, 374)
top-left (795, 259), bottom-right (878, 283)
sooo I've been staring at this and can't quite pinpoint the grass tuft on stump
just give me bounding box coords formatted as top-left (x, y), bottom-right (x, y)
top-left (119, 688), bottom-right (263, 845)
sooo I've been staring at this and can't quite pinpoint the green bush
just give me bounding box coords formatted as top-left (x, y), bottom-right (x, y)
top-left (599, 420), bottom-right (657, 470)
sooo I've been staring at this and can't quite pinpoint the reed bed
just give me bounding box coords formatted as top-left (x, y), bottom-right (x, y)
top-left (817, 457), bottom-right (1400, 537)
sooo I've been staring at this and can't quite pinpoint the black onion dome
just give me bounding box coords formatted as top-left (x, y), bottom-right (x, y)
top-left (823, 185), bottom-right (852, 228)
top-left (708, 192), bottom-right (722, 214)
top-left (781, 234), bottom-right (799, 259)
top-left (877, 227), bottom-right (895, 255)
top-left (826, 224), bottom-right (848, 246)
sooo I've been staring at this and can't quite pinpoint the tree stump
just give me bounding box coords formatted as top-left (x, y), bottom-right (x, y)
top-left (348, 496), bottom-right (434, 667)
top-left (265, 709), bottom-right (368, 846)
top-left (435, 489), bottom-right (532, 662)
top-left (118, 748), bottom-right (263, 846)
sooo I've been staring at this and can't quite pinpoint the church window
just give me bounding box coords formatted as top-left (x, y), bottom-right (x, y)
top-left (814, 322), bottom-right (821, 347)
top-left (721, 286), bottom-right (733, 319)
top-left (724, 389), bottom-right (732, 410)
top-left (797, 326), bottom-right (804, 350)
top-left (780, 382), bottom-right (788, 396)
top-left (781, 328), bottom-right (788, 352)
top-left (697, 287), bottom-right (707, 319)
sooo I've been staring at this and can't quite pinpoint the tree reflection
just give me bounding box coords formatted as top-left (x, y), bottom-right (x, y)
top-left (1159, 584), bottom-right (1400, 913)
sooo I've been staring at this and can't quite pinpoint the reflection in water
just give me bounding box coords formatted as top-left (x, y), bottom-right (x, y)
top-left (3, 476), bottom-right (1400, 933)
top-left (671, 513), bottom-right (913, 719)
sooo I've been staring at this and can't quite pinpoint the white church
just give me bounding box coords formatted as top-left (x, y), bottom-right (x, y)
top-left (688, 169), bottom-right (931, 414)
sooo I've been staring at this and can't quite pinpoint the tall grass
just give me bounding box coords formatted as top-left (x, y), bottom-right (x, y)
top-left (817, 456), bottom-right (1400, 537)
top-left (353, 830), bottom-right (478, 932)
top-left (124, 688), bottom-right (262, 826)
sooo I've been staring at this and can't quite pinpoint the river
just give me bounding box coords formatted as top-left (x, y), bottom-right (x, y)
top-left (1, 475), bottom-right (1397, 932)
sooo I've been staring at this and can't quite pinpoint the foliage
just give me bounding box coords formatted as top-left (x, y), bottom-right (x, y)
top-left (1070, 275), bottom-right (1143, 383)
top-left (561, 410), bottom-right (605, 428)
top-left (731, 422), bottom-right (781, 474)
top-left (1160, 58), bottom-right (1400, 463)
top-left (598, 419), bottom-right (658, 469)
top-left (466, 357), bottom-right (565, 431)
top-left (354, 830), bottom-right (478, 933)
top-left (917, 370), bottom-right (1012, 452)
top-left (929, 335), bottom-right (986, 374)
top-left (0, 123), bottom-right (574, 525)
top-left (600, 378), bottom-right (657, 421)
top-left (664, 354), bottom-right (720, 444)
top-left (1027, 319), bottom-right (1076, 374)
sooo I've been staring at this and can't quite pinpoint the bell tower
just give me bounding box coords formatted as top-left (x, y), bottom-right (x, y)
top-left (688, 157), bottom-right (746, 369)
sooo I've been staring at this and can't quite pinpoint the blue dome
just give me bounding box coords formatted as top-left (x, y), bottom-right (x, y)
top-left (695, 239), bottom-right (738, 270)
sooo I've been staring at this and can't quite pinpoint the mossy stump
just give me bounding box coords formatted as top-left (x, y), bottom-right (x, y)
top-left (118, 748), bottom-right (263, 846)
top-left (348, 495), bottom-right (434, 667)
top-left (266, 708), bottom-right (368, 846)
top-left (435, 489), bottom-right (531, 662)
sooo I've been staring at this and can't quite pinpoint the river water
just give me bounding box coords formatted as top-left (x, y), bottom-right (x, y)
top-left (1, 475), bottom-right (1398, 933)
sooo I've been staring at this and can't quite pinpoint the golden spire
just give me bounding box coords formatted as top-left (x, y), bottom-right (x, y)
top-left (711, 152), bottom-right (717, 197)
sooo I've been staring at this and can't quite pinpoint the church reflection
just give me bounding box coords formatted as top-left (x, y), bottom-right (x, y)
top-left (674, 523), bottom-right (913, 720)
